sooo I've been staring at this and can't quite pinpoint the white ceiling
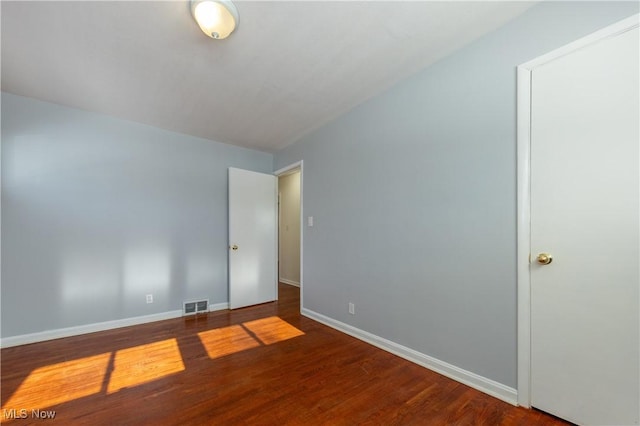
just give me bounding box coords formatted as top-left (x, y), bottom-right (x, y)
top-left (1, 1), bottom-right (536, 152)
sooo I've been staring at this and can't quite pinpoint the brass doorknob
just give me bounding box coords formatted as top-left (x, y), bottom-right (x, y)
top-left (231, 245), bottom-right (238, 251)
top-left (536, 253), bottom-right (553, 265)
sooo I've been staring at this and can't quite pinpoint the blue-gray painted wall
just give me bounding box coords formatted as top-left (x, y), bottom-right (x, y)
top-left (1, 93), bottom-right (273, 337)
top-left (274, 1), bottom-right (639, 388)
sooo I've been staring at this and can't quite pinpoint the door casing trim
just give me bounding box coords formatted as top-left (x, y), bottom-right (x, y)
top-left (516, 13), bottom-right (639, 407)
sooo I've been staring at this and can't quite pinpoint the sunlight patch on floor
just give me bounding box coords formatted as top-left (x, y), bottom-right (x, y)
top-left (197, 324), bottom-right (261, 359)
top-left (2, 353), bottom-right (111, 413)
top-left (244, 316), bottom-right (305, 345)
top-left (2, 317), bottom-right (302, 414)
top-left (2, 339), bottom-right (186, 413)
top-left (107, 338), bottom-right (185, 394)
top-left (198, 316), bottom-right (304, 359)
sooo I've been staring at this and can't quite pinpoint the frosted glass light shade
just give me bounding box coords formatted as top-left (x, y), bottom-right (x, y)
top-left (191, 0), bottom-right (239, 40)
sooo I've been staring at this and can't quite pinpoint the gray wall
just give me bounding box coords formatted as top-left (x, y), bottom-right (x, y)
top-left (274, 1), bottom-right (639, 388)
top-left (1, 93), bottom-right (273, 337)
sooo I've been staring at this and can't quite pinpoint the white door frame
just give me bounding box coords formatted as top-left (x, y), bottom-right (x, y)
top-left (274, 160), bottom-right (304, 312)
top-left (516, 14), bottom-right (639, 407)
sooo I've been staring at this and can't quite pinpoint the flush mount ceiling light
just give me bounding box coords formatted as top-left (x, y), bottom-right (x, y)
top-left (191, 0), bottom-right (239, 40)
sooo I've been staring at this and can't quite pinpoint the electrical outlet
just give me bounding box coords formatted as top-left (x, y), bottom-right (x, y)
top-left (146, 294), bottom-right (153, 304)
top-left (348, 302), bottom-right (355, 315)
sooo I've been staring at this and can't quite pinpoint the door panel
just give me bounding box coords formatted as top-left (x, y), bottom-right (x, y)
top-left (228, 168), bottom-right (277, 309)
top-left (530, 27), bottom-right (639, 425)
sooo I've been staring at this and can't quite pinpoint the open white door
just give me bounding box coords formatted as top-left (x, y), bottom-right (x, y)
top-left (228, 167), bottom-right (277, 309)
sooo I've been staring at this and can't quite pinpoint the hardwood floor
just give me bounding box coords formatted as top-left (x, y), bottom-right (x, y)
top-left (1, 283), bottom-right (570, 425)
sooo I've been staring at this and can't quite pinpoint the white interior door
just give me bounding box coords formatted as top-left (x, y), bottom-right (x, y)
top-left (228, 167), bottom-right (277, 309)
top-left (530, 26), bottom-right (639, 425)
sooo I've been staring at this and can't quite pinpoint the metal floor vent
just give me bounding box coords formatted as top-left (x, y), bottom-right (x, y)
top-left (183, 299), bottom-right (209, 316)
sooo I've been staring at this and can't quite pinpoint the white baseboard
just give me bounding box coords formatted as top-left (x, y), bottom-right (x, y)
top-left (1, 310), bottom-right (182, 348)
top-left (301, 308), bottom-right (518, 406)
top-left (1, 302), bottom-right (232, 348)
top-left (279, 278), bottom-right (300, 287)
top-left (1, 302), bottom-right (517, 405)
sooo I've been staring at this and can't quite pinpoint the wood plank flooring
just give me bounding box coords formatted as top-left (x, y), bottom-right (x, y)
top-left (1, 283), bottom-right (571, 425)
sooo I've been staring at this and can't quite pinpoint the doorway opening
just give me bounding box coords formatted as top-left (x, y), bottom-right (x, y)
top-left (275, 161), bottom-right (303, 313)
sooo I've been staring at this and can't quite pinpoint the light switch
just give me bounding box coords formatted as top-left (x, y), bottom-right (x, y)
top-left (307, 216), bottom-right (314, 227)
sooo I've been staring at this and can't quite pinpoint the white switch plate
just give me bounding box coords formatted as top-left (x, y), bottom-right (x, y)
top-left (307, 216), bottom-right (314, 227)
top-left (348, 302), bottom-right (355, 315)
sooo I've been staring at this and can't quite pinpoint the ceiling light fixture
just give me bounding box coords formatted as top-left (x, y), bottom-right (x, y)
top-left (191, 0), bottom-right (239, 40)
